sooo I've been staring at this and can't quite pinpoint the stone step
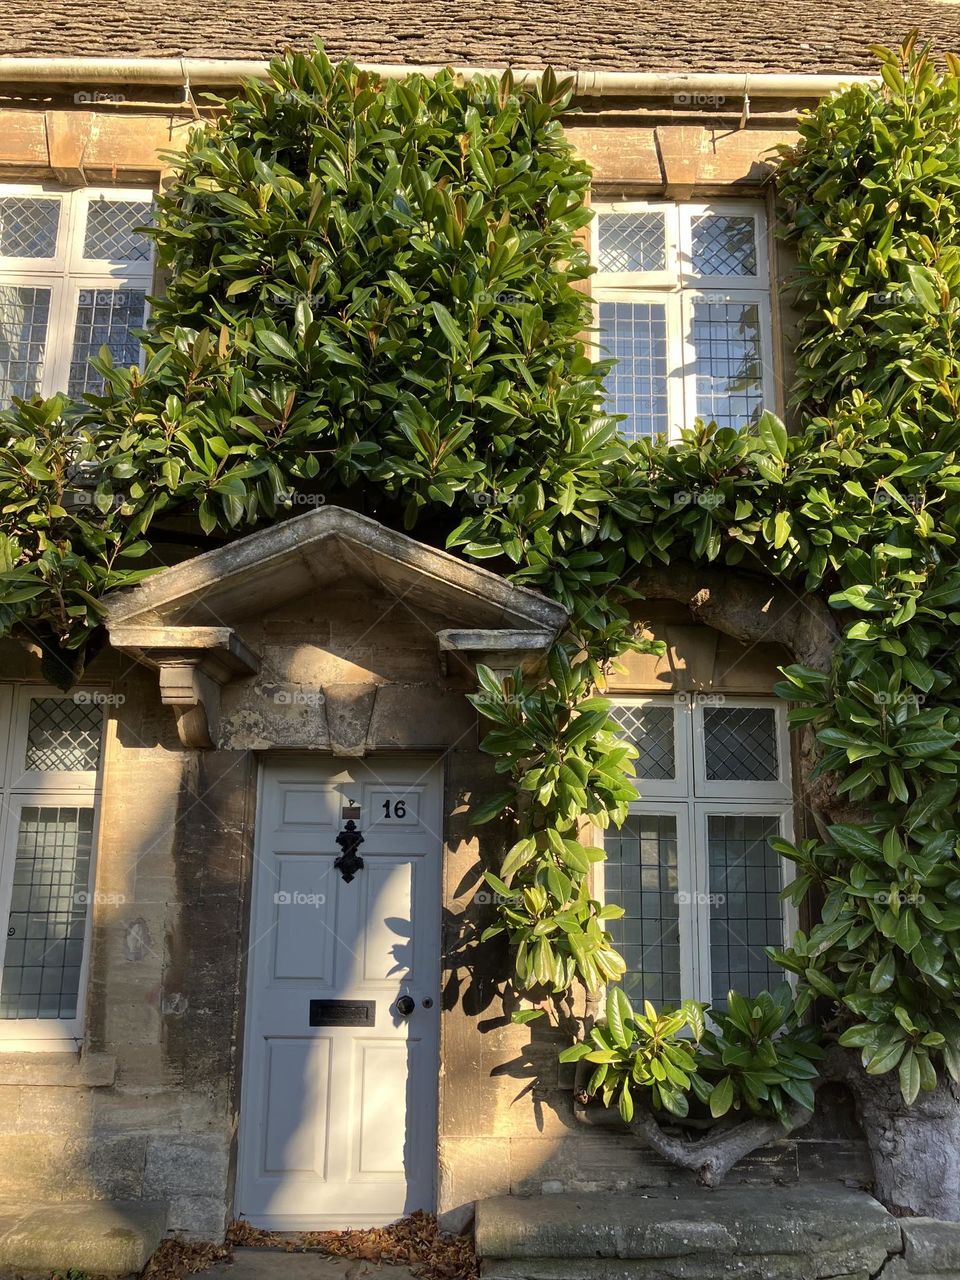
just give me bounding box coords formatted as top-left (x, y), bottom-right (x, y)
top-left (0, 1200), bottom-right (166, 1275)
top-left (475, 1184), bottom-right (903, 1280)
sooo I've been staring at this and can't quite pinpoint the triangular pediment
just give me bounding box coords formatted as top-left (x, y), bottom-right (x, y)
top-left (107, 505), bottom-right (566, 634)
top-left (104, 509), bottom-right (567, 749)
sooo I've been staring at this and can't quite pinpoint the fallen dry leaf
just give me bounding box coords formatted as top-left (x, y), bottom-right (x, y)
top-left (142, 1238), bottom-right (232, 1280)
top-left (226, 1211), bottom-right (477, 1280)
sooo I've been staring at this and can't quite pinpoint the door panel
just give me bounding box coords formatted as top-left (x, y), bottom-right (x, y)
top-left (263, 1038), bottom-right (332, 1174)
top-left (237, 758), bottom-right (442, 1228)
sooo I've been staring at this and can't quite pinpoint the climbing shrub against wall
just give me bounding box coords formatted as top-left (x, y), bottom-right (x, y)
top-left (4, 35), bottom-right (960, 1218)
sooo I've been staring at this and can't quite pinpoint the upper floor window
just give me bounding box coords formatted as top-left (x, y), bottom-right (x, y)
top-left (591, 201), bottom-right (773, 441)
top-left (602, 695), bottom-right (794, 1010)
top-left (0, 185), bottom-right (154, 409)
top-left (0, 684), bottom-right (106, 1046)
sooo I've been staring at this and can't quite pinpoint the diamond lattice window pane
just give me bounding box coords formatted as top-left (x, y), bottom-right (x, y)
top-left (599, 300), bottom-right (670, 438)
top-left (703, 706), bottom-right (778, 782)
top-left (707, 813), bottom-right (783, 1008)
top-left (605, 813), bottom-right (681, 1005)
top-left (68, 288), bottom-right (147, 397)
top-left (0, 805), bottom-right (94, 1019)
top-left (597, 212), bottom-right (667, 273)
top-left (25, 698), bottom-right (103, 773)
top-left (610, 703), bottom-right (675, 780)
top-left (691, 214), bottom-right (758, 276)
top-left (692, 300), bottom-right (764, 429)
top-left (0, 285), bottom-right (50, 407)
top-left (0, 197), bottom-right (61, 259)
top-left (83, 199), bottom-right (152, 261)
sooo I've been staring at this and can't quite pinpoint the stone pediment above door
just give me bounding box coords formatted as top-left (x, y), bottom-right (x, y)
top-left (105, 506), bottom-right (568, 752)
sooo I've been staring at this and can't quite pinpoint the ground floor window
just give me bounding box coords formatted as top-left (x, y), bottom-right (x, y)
top-left (603, 695), bottom-right (795, 1009)
top-left (0, 684), bottom-right (104, 1043)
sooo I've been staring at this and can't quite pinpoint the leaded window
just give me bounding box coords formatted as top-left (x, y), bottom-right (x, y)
top-left (0, 684), bottom-right (105, 1043)
top-left (603, 695), bottom-right (793, 1009)
top-left (0, 185), bottom-right (154, 407)
top-left (592, 201), bottom-right (773, 440)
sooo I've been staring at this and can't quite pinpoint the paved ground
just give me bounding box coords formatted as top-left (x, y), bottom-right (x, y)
top-left (207, 1248), bottom-right (419, 1280)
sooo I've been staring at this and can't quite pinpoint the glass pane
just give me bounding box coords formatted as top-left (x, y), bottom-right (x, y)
top-left (0, 196), bottom-right (62, 259)
top-left (707, 813), bottom-right (784, 1007)
top-left (692, 300), bottom-right (764, 429)
top-left (0, 805), bottom-right (94, 1020)
top-left (68, 288), bottom-right (147, 397)
top-left (703, 706), bottom-right (778, 782)
top-left (610, 703), bottom-right (675, 780)
top-left (605, 814), bottom-right (681, 1005)
top-left (0, 286), bottom-right (50, 407)
top-left (25, 697), bottom-right (103, 772)
top-left (83, 199), bottom-right (152, 262)
top-left (599, 300), bottom-right (670, 439)
top-left (691, 214), bottom-right (757, 276)
top-left (597, 211), bottom-right (667, 273)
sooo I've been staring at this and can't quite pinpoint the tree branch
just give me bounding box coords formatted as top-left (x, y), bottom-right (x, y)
top-left (632, 564), bottom-right (839, 673)
top-left (628, 1101), bottom-right (813, 1187)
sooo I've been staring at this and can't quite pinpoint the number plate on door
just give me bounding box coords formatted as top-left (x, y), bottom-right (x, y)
top-left (309, 999), bottom-right (375, 1027)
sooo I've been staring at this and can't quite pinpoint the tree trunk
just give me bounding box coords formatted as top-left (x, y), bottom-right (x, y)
top-left (830, 1050), bottom-right (960, 1220)
top-left (627, 1102), bottom-right (813, 1187)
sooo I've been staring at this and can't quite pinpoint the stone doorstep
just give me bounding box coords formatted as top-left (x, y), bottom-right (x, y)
top-left (0, 1200), bottom-right (166, 1276)
top-left (479, 1263), bottom-right (874, 1280)
top-left (475, 1185), bottom-right (902, 1263)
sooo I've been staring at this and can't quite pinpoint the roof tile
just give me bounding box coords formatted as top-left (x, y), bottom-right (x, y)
top-left (1, 0), bottom-right (959, 74)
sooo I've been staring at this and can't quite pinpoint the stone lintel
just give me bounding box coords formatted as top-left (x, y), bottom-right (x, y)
top-left (438, 628), bottom-right (557, 678)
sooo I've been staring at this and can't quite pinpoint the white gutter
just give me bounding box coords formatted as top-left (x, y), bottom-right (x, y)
top-left (0, 56), bottom-right (879, 99)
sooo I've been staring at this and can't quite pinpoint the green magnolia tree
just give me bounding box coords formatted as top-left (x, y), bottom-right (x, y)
top-left (4, 34), bottom-right (960, 1218)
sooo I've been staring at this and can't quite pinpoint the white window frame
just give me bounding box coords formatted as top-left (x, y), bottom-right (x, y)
top-left (591, 199), bottom-right (775, 442)
top-left (0, 683), bottom-right (106, 1048)
top-left (602, 693), bottom-right (797, 1007)
top-left (0, 182), bottom-right (154, 404)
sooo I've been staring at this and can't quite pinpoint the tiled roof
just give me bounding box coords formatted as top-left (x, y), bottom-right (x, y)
top-left (1, 0), bottom-right (959, 74)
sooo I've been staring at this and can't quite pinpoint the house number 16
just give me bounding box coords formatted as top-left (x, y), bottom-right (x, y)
top-left (382, 799), bottom-right (407, 819)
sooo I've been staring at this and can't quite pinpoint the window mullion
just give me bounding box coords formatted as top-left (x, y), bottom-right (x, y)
top-left (39, 277), bottom-right (73, 399)
top-left (676, 291), bottom-right (698, 433)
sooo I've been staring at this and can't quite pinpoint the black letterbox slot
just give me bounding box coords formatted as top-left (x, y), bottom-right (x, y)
top-left (309, 999), bottom-right (375, 1027)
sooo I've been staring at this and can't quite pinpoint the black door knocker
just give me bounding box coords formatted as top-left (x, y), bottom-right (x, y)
top-left (334, 820), bottom-right (365, 882)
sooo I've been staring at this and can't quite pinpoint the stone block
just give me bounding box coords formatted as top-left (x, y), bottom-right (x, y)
top-left (438, 1136), bottom-right (511, 1225)
top-left (0, 1088), bottom-right (21, 1132)
top-left (0, 1052), bottom-right (115, 1088)
top-left (475, 1185), bottom-right (900, 1276)
top-left (0, 1200), bottom-right (166, 1275)
top-left (143, 1136), bottom-right (230, 1199)
top-left (902, 1218), bottom-right (960, 1273)
top-left (480, 1263), bottom-right (871, 1280)
top-left (164, 1193), bottom-right (228, 1240)
top-left (883, 1262), bottom-right (946, 1280)
top-left (64, 1134), bottom-right (148, 1199)
top-left (18, 1085), bottom-right (93, 1134)
top-left (0, 1135), bottom-right (67, 1199)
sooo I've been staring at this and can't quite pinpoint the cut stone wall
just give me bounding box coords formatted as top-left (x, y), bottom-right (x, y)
top-left (0, 589), bottom-right (871, 1242)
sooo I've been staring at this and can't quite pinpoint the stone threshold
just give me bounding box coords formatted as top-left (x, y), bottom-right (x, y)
top-left (475, 1184), bottom-right (960, 1279)
top-left (0, 1200), bottom-right (166, 1275)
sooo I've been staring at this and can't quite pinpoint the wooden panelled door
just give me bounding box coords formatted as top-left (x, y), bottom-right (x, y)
top-left (237, 758), bottom-right (442, 1228)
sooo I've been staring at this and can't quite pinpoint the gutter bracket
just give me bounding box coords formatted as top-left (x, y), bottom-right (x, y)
top-left (180, 57), bottom-right (200, 120)
top-left (739, 77), bottom-right (752, 130)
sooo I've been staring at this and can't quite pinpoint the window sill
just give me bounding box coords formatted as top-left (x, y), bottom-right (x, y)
top-left (0, 1049), bottom-right (115, 1087)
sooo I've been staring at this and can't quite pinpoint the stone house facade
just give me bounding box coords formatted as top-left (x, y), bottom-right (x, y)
top-left (0, 3), bottom-right (957, 1250)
